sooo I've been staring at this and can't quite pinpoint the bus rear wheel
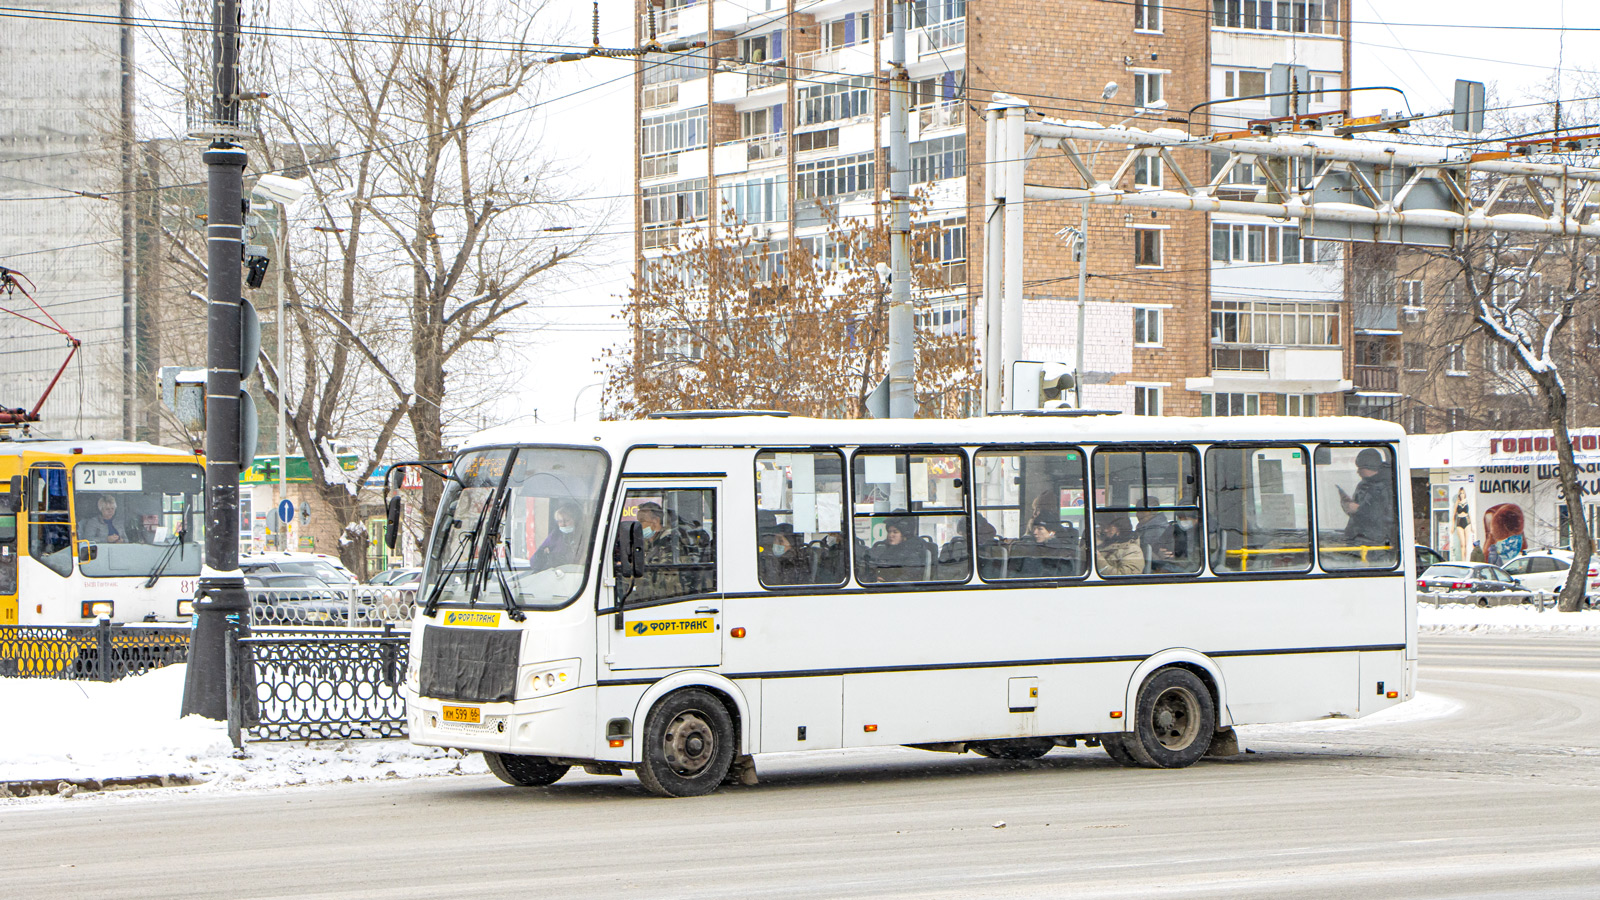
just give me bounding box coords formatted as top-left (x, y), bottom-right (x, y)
top-left (1123, 668), bottom-right (1216, 769)
top-left (637, 688), bottom-right (735, 798)
top-left (484, 751), bottom-right (570, 787)
top-left (971, 738), bottom-right (1055, 760)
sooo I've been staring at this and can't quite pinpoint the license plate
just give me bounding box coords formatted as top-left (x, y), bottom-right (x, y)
top-left (441, 705), bottom-right (480, 724)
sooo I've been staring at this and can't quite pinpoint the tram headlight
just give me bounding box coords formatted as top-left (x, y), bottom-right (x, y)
top-left (519, 659), bottom-right (581, 700)
top-left (177, 599), bottom-right (195, 617)
top-left (81, 601), bottom-right (114, 619)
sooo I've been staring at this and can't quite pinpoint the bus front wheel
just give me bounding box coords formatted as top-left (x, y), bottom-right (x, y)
top-left (637, 688), bottom-right (736, 798)
top-left (1100, 734), bottom-right (1140, 767)
top-left (484, 751), bottom-right (570, 787)
top-left (1123, 667), bottom-right (1216, 769)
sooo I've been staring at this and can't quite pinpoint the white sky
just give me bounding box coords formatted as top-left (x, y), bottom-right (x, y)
top-left (501, 0), bottom-right (1600, 428)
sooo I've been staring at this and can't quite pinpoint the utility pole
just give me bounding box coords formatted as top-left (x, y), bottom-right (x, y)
top-left (181, 0), bottom-right (251, 721)
top-left (885, 0), bottom-right (914, 418)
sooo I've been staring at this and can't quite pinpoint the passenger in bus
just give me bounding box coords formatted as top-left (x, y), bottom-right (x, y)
top-left (870, 516), bottom-right (930, 582)
top-left (759, 526), bottom-right (809, 586)
top-left (1340, 448), bottom-right (1397, 552)
top-left (80, 494), bottom-right (136, 544)
top-left (1011, 516), bottom-right (1077, 577)
top-left (938, 516), bottom-right (992, 580)
top-left (531, 502), bottom-right (585, 570)
top-left (1151, 509), bottom-right (1202, 574)
top-left (1134, 497), bottom-right (1171, 570)
top-left (1094, 515), bottom-right (1144, 577)
top-left (633, 501), bottom-right (685, 598)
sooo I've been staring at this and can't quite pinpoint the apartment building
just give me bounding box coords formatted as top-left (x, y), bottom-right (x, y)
top-left (632, 0), bottom-right (1352, 415)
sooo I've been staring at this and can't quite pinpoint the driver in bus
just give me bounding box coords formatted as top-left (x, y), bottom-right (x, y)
top-left (79, 494), bottom-right (135, 544)
top-left (531, 502), bottom-right (585, 570)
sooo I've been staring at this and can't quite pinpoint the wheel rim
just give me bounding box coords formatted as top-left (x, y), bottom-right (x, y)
top-left (1150, 686), bottom-right (1201, 751)
top-left (661, 710), bottom-right (717, 777)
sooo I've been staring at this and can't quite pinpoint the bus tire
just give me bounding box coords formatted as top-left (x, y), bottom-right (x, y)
top-left (971, 738), bottom-right (1054, 760)
top-left (483, 751), bottom-right (570, 787)
top-left (1100, 733), bottom-right (1140, 767)
top-left (636, 688), bottom-right (735, 798)
top-left (1124, 667), bottom-right (1215, 769)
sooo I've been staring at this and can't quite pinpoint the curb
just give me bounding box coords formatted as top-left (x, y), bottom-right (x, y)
top-left (0, 774), bottom-right (198, 799)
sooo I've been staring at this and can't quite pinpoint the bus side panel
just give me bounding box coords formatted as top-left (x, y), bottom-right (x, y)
top-left (1358, 649), bottom-right (1408, 716)
top-left (1216, 652), bottom-right (1360, 726)
top-left (759, 675), bottom-right (842, 752)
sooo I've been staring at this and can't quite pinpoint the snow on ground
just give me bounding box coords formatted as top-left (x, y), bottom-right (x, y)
top-left (0, 664), bottom-right (484, 800)
top-left (2, 604), bottom-right (1596, 803)
top-left (1419, 601), bottom-right (1600, 634)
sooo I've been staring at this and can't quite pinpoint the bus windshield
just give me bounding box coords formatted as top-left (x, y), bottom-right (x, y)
top-left (422, 446), bottom-right (608, 611)
top-left (73, 462), bottom-right (205, 579)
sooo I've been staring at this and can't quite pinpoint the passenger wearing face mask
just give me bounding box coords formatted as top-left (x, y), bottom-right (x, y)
top-left (759, 526), bottom-right (809, 586)
top-left (631, 501), bottom-right (685, 600)
top-left (1151, 509), bottom-right (1202, 574)
top-left (532, 502), bottom-right (586, 571)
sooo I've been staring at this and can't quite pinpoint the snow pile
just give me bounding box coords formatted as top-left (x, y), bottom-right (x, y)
top-left (0, 664), bottom-right (483, 796)
top-left (1418, 602), bottom-right (1600, 634)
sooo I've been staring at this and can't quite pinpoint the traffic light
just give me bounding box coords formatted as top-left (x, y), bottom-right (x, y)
top-left (1010, 361), bottom-right (1077, 410)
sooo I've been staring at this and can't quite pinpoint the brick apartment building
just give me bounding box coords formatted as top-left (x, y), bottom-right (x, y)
top-left (633, 0), bottom-right (1352, 416)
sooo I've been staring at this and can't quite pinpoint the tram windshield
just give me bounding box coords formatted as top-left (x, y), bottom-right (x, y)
top-left (72, 462), bottom-right (205, 579)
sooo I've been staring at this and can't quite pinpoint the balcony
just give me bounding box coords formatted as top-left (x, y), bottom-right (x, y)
top-left (642, 82), bottom-right (680, 110)
top-left (795, 44), bottom-right (873, 77)
top-left (917, 102), bottom-right (965, 132)
top-left (641, 154), bottom-right (680, 179)
top-left (744, 133), bottom-right (785, 163)
top-left (640, 0), bottom-right (701, 38)
top-left (643, 223), bottom-right (681, 251)
top-left (916, 19), bottom-right (966, 56)
top-left (1353, 302), bottom-right (1400, 333)
top-left (1189, 346), bottom-right (1351, 394)
top-left (745, 63), bottom-right (787, 92)
top-left (1353, 364), bottom-right (1400, 393)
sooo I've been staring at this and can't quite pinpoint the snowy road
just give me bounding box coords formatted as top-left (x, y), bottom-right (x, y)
top-left (6, 633), bottom-right (1600, 899)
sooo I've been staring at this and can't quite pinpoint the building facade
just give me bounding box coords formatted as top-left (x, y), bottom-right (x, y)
top-left (632, 0), bottom-right (1354, 416)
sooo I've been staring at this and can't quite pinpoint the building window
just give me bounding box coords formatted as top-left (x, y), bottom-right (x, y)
top-left (1212, 347), bottom-right (1268, 371)
top-left (917, 217), bottom-right (967, 288)
top-left (1221, 68), bottom-right (1267, 99)
top-left (1212, 222), bottom-right (1303, 264)
top-left (641, 107), bottom-right (708, 158)
top-left (1133, 152), bottom-right (1162, 188)
top-left (720, 173), bottom-right (788, 224)
top-left (1133, 72), bottom-right (1164, 109)
top-left (1484, 339), bottom-right (1513, 374)
top-left (796, 153), bottom-right (873, 203)
top-left (1408, 407), bottom-right (1428, 434)
top-left (1134, 0), bottom-right (1162, 31)
top-left (1201, 393), bottom-right (1259, 416)
top-left (1278, 393), bottom-right (1318, 416)
top-left (1445, 408), bottom-right (1465, 431)
top-left (1132, 385), bottom-right (1163, 415)
top-left (739, 30), bottom-right (783, 64)
top-left (1133, 307), bottom-right (1163, 346)
top-left (820, 11), bottom-right (870, 49)
top-left (1210, 299), bottom-right (1340, 347)
top-left (910, 134), bottom-right (966, 184)
top-left (1402, 342), bottom-right (1425, 371)
top-left (797, 76), bottom-right (872, 126)
top-left (1134, 228), bottom-right (1163, 267)
top-left (1212, 0), bottom-right (1342, 36)
top-left (794, 128), bottom-right (839, 153)
top-left (1398, 279), bottom-right (1424, 307)
top-left (740, 105), bottom-right (781, 138)
top-left (1446, 343), bottom-right (1467, 375)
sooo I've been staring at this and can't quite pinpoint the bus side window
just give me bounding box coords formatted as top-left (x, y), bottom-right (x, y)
top-left (620, 487), bottom-right (718, 603)
top-left (1206, 445), bottom-right (1312, 574)
top-left (1090, 448), bottom-right (1201, 578)
top-left (1315, 445), bottom-right (1399, 570)
top-left (754, 450), bottom-right (848, 588)
top-left (851, 449), bottom-right (970, 584)
top-left (27, 465), bottom-right (72, 578)
top-left (972, 447), bottom-right (1088, 581)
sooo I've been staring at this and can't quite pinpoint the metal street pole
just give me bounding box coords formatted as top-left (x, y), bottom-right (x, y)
top-left (275, 206), bottom-right (288, 551)
top-left (885, 0), bottom-right (915, 418)
top-left (181, 0), bottom-right (250, 721)
top-left (1074, 202), bottom-right (1088, 408)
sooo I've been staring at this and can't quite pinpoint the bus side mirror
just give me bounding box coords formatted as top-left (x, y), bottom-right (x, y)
top-left (78, 542), bottom-right (98, 563)
top-left (613, 520), bottom-right (645, 579)
top-left (384, 495), bottom-right (402, 551)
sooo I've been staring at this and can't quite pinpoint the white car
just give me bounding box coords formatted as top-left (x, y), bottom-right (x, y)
top-left (240, 551), bottom-right (358, 586)
top-left (1501, 550), bottom-right (1600, 606)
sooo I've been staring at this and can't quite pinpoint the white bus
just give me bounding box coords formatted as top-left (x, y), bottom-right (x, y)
top-left (401, 413), bottom-right (1414, 797)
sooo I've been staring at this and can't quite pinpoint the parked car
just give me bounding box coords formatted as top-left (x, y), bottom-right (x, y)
top-left (1415, 545), bottom-right (1446, 574)
top-left (368, 566), bottom-right (421, 586)
top-left (1417, 562), bottom-right (1524, 605)
top-left (241, 551), bottom-right (357, 587)
top-left (246, 573), bottom-right (371, 626)
top-left (1502, 550), bottom-right (1600, 607)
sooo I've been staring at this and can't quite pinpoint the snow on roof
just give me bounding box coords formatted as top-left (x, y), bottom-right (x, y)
top-left (0, 439), bottom-right (199, 460)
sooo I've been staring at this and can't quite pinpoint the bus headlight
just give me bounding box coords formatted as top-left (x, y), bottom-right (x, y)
top-left (81, 601), bottom-right (114, 619)
top-left (177, 599), bottom-right (195, 617)
top-left (519, 659), bottom-right (580, 700)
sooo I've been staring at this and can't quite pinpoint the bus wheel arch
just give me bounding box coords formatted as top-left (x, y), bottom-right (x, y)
top-left (634, 686), bottom-right (738, 797)
top-left (630, 672), bottom-right (751, 763)
top-left (1120, 650), bottom-right (1230, 732)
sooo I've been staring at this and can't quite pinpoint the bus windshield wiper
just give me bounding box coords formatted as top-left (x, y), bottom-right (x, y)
top-left (422, 495), bottom-right (496, 617)
top-left (468, 486), bottom-right (525, 621)
top-left (142, 528), bottom-right (185, 589)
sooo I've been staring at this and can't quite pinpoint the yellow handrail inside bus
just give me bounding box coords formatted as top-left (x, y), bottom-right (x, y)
top-left (1223, 544), bottom-right (1395, 570)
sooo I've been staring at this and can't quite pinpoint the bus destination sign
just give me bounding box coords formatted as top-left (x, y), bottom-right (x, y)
top-left (74, 465), bottom-right (144, 491)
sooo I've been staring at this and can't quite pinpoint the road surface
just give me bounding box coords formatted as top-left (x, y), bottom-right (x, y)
top-left (5, 633), bottom-right (1599, 899)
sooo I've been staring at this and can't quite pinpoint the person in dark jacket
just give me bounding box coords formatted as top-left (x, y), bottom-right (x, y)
top-left (870, 516), bottom-right (928, 581)
top-left (759, 526), bottom-right (810, 586)
top-left (1012, 515), bottom-right (1078, 577)
top-left (1341, 448), bottom-right (1397, 554)
top-left (1151, 509), bottom-right (1202, 574)
top-left (531, 502), bottom-right (585, 571)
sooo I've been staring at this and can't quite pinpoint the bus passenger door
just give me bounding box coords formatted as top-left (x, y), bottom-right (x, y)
top-left (605, 482), bottom-right (722, 671)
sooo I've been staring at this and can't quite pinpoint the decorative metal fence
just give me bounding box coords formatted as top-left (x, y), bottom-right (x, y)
top-left (246, 584), bottom-right (417, 630)
top-left (226, 624), bottom-right (411, 744)
top-left (0, 622), bottom-right (190, 681)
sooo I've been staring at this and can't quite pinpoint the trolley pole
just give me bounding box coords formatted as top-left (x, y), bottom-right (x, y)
top-left (181, 0), bottom-right (251, 721)
top-left (885, 0), bottom-right (915, 418)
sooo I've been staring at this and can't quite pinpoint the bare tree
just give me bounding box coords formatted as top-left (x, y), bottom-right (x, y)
top-left (607, 205), bottom-right (976, 418)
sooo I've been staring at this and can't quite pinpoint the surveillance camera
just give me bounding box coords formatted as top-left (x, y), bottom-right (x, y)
top-left (252, 174), bottom-right (309, 206)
